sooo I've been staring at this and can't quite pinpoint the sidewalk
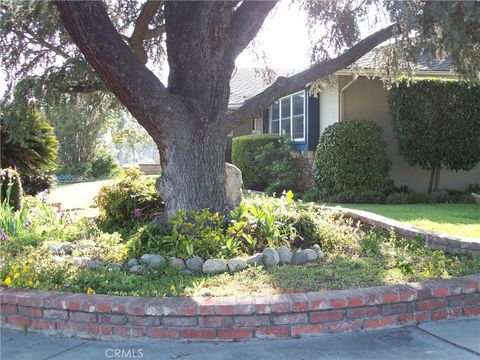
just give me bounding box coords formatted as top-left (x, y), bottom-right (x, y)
top-left (1, 318), bottom-right (479, 360)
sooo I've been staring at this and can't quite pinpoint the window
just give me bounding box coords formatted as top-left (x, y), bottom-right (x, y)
top-left (269, 91), bottom-right (305, 141)
top-left (251, 118), bottom-right (256, 132)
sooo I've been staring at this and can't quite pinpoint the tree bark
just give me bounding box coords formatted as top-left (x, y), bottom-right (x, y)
top-left (428, 167), bottom-right (435, 194)
top-left (433, 166), bottom-right (441, 193)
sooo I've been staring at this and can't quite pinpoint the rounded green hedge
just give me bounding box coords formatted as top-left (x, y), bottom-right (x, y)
top-left (313, 120), bottom-right (391, 196)
top-left (231, 134), bottom-right (279, 190)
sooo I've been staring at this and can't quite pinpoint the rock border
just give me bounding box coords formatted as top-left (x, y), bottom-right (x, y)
top-left (1, 275), bottom-right (479, 341)
top-left (326, 206), bottom-right (480, 255)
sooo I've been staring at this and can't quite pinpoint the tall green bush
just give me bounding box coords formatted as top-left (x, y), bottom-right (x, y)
top-left (313, 120), bottom-right (391, 196)
top-left (388, 79), bottom-right (480, 193)
top-left (232, 134), bottom-right (278, 190)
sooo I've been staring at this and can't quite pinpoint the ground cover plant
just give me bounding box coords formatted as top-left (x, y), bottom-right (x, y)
top-left (1, 182), bottom-right (479, 298)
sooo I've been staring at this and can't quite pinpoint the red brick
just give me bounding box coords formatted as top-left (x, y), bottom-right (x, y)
top-left (431, 308), bottom-right (462, 321)
top-left (81, 300), bottom-right (97, 313)
top-left (414, 311), bottom-right (430, 322)
top-left (1, 304), bottom-right (17, 314)
top-left (398, 314), bottom-right (415, 324)
top-left (97, 303), bottom-right (111, 313)
top-left (218, 328), bottom-right (253, 339)
top-left (290, 294), bottom-right (308, 312)
top-left (1, 294), bottom-right (17, 305)
top-left (464, 306), bottom-right (480, 317)
top-left (310, 310), bottom-right (344, 323)
top-left (383, 292), bottom-right (399, 304)
top-left (256, 326), bottom-right (289, 338)
top-left (111, 301), bottom-right (128, 314)
top-left (30, 319), bottom-right (55, 330)
top-left (70, 312), bottom-right (97, 323)
top-left (128, 315), bottom-right (159, 327)
top-left (255, 303), bottom-right (273, 314)
top-left (199, 316), bottom-right (233, 328)
top-left (400, 290), bottom-right (416, 302)
top-left (329, 297), bottom-right (346, 309)
top-left (100, 325), bottom-right (113, 336)
top-left (178, 299), bottom-right (197, 316)
top-left (113, 326), bottom-right (131, 336)
top-left (291, 324), bottom-right (325, 336)
top-left (67, 298), bottom-right (81, 311)
top-left (433, 287), bottom-right (449, 298)
top-left (271, 295), bottom-right (291, 313)
top-left (234, 296), bottom-right (256, 315)
top-left (235, 315), bottom-right (270, 327)
top-left (327, 320), bottom-right (362, 333)
top-left (128, 298), bottom-right (151, 316)
top-left (86, 324), bottom-right (100, 334)
top-left (416, 299), bottom-right (446, 311)
top-left (99, 314), bottom-right (128, 325)
top-left (306, 293), bottom-right (329, 311)
top-left (43, 309), bottom-right (69, 320)
top-left (381, 303), bottom-right (414, 315)
top-left (17, 306), bottom-right (42, 318)
top-left (56, 321), bottom-right (85, 333)
top-left (181, 329), bottom-right (215, 339)
top-left (347, 295), bottom-right (364, 308)
top-left (462, 281), bottom-right (478, 294)
top-left (216, 305), bottom-right (234, 315)
top-left (131, 327), bottom-right (147, 337)
top-left (7, 315), bottom-right (29, 326)
top-left (346, 307), bottom-right (379, 319)
top-left (364, 292), bottom-right (383, 306)
top-left (148, 327), bottom-right (180, 338)
top-left (273, 313), bottom-right (307, 325)
top-left (447, 294), bottom-right (478, 307)
top-left (195, 298), bottom-right (216, 315)
top-left (162, 316), bottom-right (197, 327)
top-left (363, 316), bottom-right (397, 329)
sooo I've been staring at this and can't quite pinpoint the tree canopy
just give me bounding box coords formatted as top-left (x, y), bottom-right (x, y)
top-left (1, 0), bottom-right (479, 214)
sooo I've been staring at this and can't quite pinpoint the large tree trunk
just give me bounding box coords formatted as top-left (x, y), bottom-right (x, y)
top-left (156, 121), bottom-right (227, 216)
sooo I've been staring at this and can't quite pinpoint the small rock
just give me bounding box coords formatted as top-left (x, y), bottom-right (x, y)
top-left (129, 265), bottom-right (145, 274)
top-left (105, 263), bottom-right (123, 271)
top-left (225, 162), bottom-right (243, 208)
top-left (180, 269), bottom-right (194, 276)
top-left (304, 249), bottom-right (318, 261)
top-left (186, 256), bottom-right (204, 273)
top-left (86, 260), bottom-right (103, 270)
top-left (202, 258), bottom-right (228, 274)
top-left (140, 254), bottom-right (165, 269)
top-left (277, 246), bottom-right (293, 264)
top-left (317, 250), bottom-right (325, 259)
top-left (72, 256), bottom-right (91, 266)
top-left (52, 255), bottom-right (67, 263)
top-left (76, 240), bottom-right (95, 251)
top-left (227, 258), bottom-right (247, 272)
top-left (58, 243), bottom-right (74, 254)
top-left (292, 251), bottom-right (308, 265)
top-left (247, 253), bottom-right (263, 266)
top-left (262, 248), bottom-right (280, 267)
top-left (312, 244), bottom-right (322, 253)
top-left (127, 258), bottom-right (139, 267)
top-left (169, 257), bottom-right (186, 270)
top-left (47, 242), bottom-right (74, 255)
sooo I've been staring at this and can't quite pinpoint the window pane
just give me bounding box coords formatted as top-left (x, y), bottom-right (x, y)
top-left (271, 101), bottom-right (279, 119)
top-left (281, 118), bottom-right (291, 135)
top-left (281, 98), bottom-right (291, 118)
top-left (293, 115), bottom-right (304, 139)
top-left (272, 119), bottom-right (279, 134)
top-left (293, 94), bottom-right (304, 116)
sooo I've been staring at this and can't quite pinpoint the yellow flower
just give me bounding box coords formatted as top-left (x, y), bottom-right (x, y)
top-left (27, 280), bottom-right (33, 287)
top-left (23, 265), bottom-right (30, 271)
top-left (170, 284), bottom-right (176, 292)
top-left (13, 273), bottom-right (20, 279)
top-left (86, 287), bottom-right (95, 294)
top-left (12, 265), bottom-right (19, 272)
top-left (4, 277), bottom-right (12, 286)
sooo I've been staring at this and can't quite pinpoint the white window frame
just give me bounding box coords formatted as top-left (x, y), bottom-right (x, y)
top-left (269, 91), bottom-right (305, 142)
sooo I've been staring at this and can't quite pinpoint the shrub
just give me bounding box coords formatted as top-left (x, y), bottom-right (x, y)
top-left (327, 190), bottom-right (386, 204)
top-left (95, 167), bottom-right (162, 231)
top-left (0, 168), bottom-right (23, 211)
top-left (231, 134), bottom-right (280, 190)
top-left (388, 79), bottom-right (480, 193)
top-left (386, 192), bottom-right (432, 204)
top-left (21, 171), bottom-right (57, 196)
top-left (87, 152), bottom-right (121, 179)
top-left (313, 120), bottom-right (391, 197)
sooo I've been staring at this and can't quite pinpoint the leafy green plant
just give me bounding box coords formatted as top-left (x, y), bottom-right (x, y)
top-left (386, 192), bottom-right (432, 204)
top-left (87, 152), bottom-right (121, 179)
top-left (313, 120), bottom-right (391, 197)
top-left (1, 168), bottom-right (23, 210)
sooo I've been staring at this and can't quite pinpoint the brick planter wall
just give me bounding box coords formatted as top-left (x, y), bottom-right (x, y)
top-left (1, 275), bottom-right (479, 341)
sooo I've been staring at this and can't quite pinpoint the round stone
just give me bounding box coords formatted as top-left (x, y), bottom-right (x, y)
top-left (129, 265), bottom-right (145, 274)
top-left (127, 258), bottom-right (139, 267)
top-left (246, 253), bottom-right (263, 266)
top-left (227, 258), bottom-right (247, 272)
top-left (86, 259), bottom-right (103, 270)
top-left (262, 248), bottom-right (280, 267)
top-left (292, 251), bottom-right (308, 265)
top-left (180, 269), bottom-right (194, 276)
top-left (105, 263), bottom-right (123, 271)
top-left (312, 244), bottom-right (322, 253)
top-left (304, 249), bottom-right (318, 261)
top-left (277, 246), bottom-right (293, 264)
top-left (72, 256), bottom-right (91, 266)
top-left (140, 254), bottom-right (165, 269)
top-left (186, 256), bottom-right (204, 273)
top-left (202, 258), bottom-right (228, 274)
top-left (169, 257), bottom-right (186, 270)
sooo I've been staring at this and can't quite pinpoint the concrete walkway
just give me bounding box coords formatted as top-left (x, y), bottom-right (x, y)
top-left (1, 318), bottom-right (479, 360)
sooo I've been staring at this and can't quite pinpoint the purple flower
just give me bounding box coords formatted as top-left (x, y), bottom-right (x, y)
top-left (133, 208), bottom-right (142, 219)
top-left (57, 211), bottom-right (65, 220)
top-left (39, 190), bottom-right (49, 204)
top-left (0, 228), bottom-right (9, 242)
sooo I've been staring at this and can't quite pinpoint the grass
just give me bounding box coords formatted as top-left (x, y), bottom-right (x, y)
top-left (49, 179), bottom-right (115, 210)
top-left (337, 204), bottom-right (480, 239)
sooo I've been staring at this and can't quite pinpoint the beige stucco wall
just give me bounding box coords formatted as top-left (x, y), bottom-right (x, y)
top-left (340, 75), bottom-right (480, 192)
top-left (232, 116), bottom-right (263, 137)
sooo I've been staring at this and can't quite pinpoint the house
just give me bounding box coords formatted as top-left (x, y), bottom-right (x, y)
top-left (228, 57), bottom-right (480, 192)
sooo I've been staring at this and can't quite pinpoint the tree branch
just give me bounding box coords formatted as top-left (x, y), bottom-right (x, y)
top-left (55, 1), bottom-right (185, 138)
top-left (17, 28), bottom-right (72, 60)
top-left (224, 23), bottom-right (399, 131)
top-left (128, 0), bottom-right (163, 64)
top-left (227, 1), bottom-right (277, 59)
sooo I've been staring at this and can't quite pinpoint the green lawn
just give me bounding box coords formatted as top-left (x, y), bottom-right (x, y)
top-left (49, 179), bottom-right (115, 211)
top-left (338, 204), bottom-right (480, 239)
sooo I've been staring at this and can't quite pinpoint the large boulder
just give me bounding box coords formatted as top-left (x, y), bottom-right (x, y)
top-left (277, 246), bottom-right (293, 264)
top-left (202, 259), bottom-right (228, 274)
top-left (186, 256), bottom-right (204, 273)
top-left (262, 248), bottom-right (280, 267)
top-left (303, 249), bottom-right (318, 261)
top-left (247, 253), bottom-right (263, 266)
top-left (225, 163), bottom-right (243, 208)
top-left (169, 257), bottom-right (186, 270)
top-left (140, 254), bottom-right (165, 269)
top-left (292, 251), bottom-right (308, 265)
top-left (227, 258), bottom-right (247, 272)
